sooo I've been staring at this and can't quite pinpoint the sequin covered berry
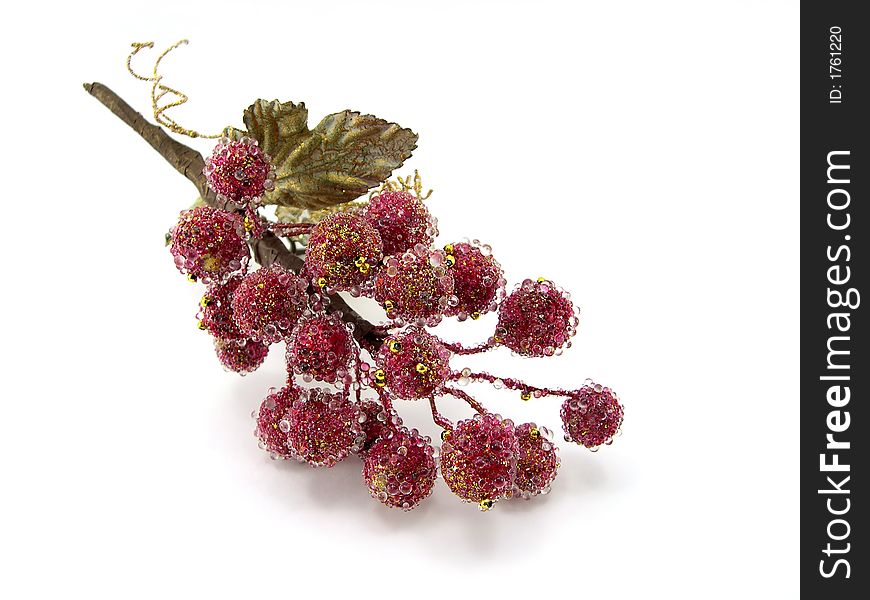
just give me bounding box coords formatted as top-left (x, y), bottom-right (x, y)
top-left (496, 278), bottom-right (578, 357)
top-left (214, 337), bottom-right (269, 375)
top-left (442, 241), bottom-right (505, 320)
top-left (169, 207), bottom-right (249, 284)
top-left (374, 245), bottom-right (456, 326)
top-left (255, 386), bottom-right (300, 459)
top-left (363, 427), bottom-right (437, 510)
top-left (286, 388), bottom-right (362, 467)
top-left (561, 382), bottom-right (624, 449)
top-left (286, 312), bottom-right (355, 384)
top-left (231, 265), bottom-right (309, 343)
top-left (203, 137), bottom-right (275, 206)
top-left (197, 274), bottom-right (244, 340)
top-left (440, 413), bottom-right (519, 509)
top-left (305, 212), bottom-right (382, 293)
top-left (375, 329), bottom-right (451, 400)
top-left (364, 191), bottom-right (438, 256)
top-left (513, 423), bottom-right (560, 498)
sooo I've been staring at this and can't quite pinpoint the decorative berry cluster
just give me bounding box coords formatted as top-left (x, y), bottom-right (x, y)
top-left (164, 137), bottom-right (625, 513)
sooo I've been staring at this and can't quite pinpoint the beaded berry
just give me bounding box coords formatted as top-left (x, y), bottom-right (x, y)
top-left (305, 212), bottom-right (382, 293)
top-left (442, 241), bottom-right (505, 320)
top-left (286, 388), bottom-right (362, 467)
top-left (286, 312), bottom-right (355, 384)
top-left (255, 386), bottom-right (300, 459)
top-left (561, 382), bottom-right (625, 449)
top-left (440, 413), bottom-right (519, 510)
top-left (197, 274), bottom-right (244, 340)
top-left (513, 423), bottom-right (560, 498)
top-left (362, 427), bottom-right (437, 511)
top-left (169, 206), bottom-right (249, 284)
top-left (375, 329), bottom-right (452, 400)
top-left (214, 337), bottom-right (269, 375)
top-left (496, 278), bottom-right (579, 357)
top-left (203, 137), bottom-right (275, 206)
top-left (374, 245), bottom-right (456, 325)
top-left (364, 191), bottom-right (438, 256)
top-left (231, 265), bottom-right (308, 343)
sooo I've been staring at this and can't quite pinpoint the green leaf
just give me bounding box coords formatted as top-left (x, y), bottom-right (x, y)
top-left (235, 100), bottom-right (418, 210)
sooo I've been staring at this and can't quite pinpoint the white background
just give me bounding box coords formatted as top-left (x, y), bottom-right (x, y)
top-left (1, 1), bottom-right (799, 598)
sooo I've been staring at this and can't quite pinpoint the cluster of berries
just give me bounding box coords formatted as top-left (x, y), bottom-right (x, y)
top-left (166, 138), bottom-right (623, 511)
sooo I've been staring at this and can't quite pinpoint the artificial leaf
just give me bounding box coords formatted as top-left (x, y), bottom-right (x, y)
top-left (235, 100), bottom-right (418, 210)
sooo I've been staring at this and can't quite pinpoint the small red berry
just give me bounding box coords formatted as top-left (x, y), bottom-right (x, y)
top-left (364, 191), bottom-right (438, 256)
top-left (561, 381), bottom-right (624, 449)
top-left (203, 137), bottom-right (275, 206)
top-left (496, 278), bottom-right (578, 357)
top-left (286, 313), bottom-right (355, 384)
top-left (363, 427), bottom-right (437, 511)
top-left (255, 386), bottom-right (300, 459)
top-left (440, 413), bottom-right (519, 509)
top-left (442, 241), bottom-right (505, 320)
top-left (305, 212), bottom-right (382, 293)
top-left (513, 423), bottom-right (560, 498)
top-left (286, 388), bottom-right (362, 467)
top-left (197, 275), bottom-right (244, 340)
top-left (231, 265), bottom-right (308, 343)
top-left (169, 207), bottom-right (249, 284)
top-left (375, 328), bottom-right (452, 400)
top-left (374, 246), bottom-right (456, 326)
top-left (214, 337), bottom-right (269, 375)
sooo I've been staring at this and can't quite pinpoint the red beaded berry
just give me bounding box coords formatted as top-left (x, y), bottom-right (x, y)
top-left (496, 278), bottom-right (579, 357)
top-left (197, 275), bottom-right (244, 340)
top-left (305, 212), bottom-right (382, 293)
top-left (286, 388), bottom-right (363, 467)
top-left (231, 265), bottom-right (308, 343)
top-left (169, 206), bottom-right (249, 284)
top-left (203, 137), bottom-right (275, 206)
top-left (513, 423), bottom-right (560, 498)
top-left (442, 241), bottom-right (506, 321)
top-left (374, 246), bottom-right (456, 326)
top-left (286, 312), bottom-right (355, 384)
top-left (561, 381), bottom-right (624, 449)
top-left (439, 413), bottom-right (519, 510)
top-left (364, 191), bottom-right (438, 256)
top-left (357, 399), bottom-right (399, 457)
top-left (363, 427), bottom-right (437, 511)
top-left (375, 329), bottom-right (451, 400)
top-left (255, 386), bottom-right (299, 459)
top-left (214, 338), bottom-right (269, 375)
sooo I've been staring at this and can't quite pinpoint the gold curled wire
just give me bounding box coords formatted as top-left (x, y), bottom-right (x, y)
top-left (127, 40), bottom-right (222, 139)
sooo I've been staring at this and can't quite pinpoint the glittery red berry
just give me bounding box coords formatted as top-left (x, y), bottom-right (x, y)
top-left (374, 246), bottom-right (456, 326)
top-left (286, 312), bottom-right (355, 384)
top-left (214, 337), bottom-right (269, 375)
top-left (357, 400), bottom-right (399, 457)
top-left (169, 206), bottom-right (249, 284)
top-left (363, 427), bottom-right (437, 511)
top-left (197, 275), bottom-right (244, 340)
top-left (364, 191), bottom-right (438, 256)
top-left (305, 212), bottom-right (382, 293)
top-left (375, 328), bottom-right (451, 400)
top-left (442, 241), bottom-right (505, 320)
top-left (513, 423), bottom-right (560, 498)
top-left (231, 265), bottom-right (308, 343)
top-left (255, 386), bottom-right (300, 459)
top-left (561, 381), bottom-right (624, 449)
top-left (440, 413), bottom-right (519, 509)
top-left (203, 137), bottom-right (275, 206)
top-left (496, 278), bottom-right (579, 357)
top-left (286, 388), bottom-right (362, 467)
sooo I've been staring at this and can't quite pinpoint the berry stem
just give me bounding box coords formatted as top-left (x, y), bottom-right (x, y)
top-left (440, 338), bottom-right (496, 356)
top-left (441, 387), bottom-right (486, 414)
top-left (448, 371), bottom-right (581, 401)
top-left (428, 398), bottom-right (454, 430)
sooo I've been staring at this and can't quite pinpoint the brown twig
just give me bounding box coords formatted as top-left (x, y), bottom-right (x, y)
top-left (83, 81), bottom-right (384, 348)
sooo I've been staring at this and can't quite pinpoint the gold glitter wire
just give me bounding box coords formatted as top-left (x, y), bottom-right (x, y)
top-left (127, 40), bottom-right (222, 139)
